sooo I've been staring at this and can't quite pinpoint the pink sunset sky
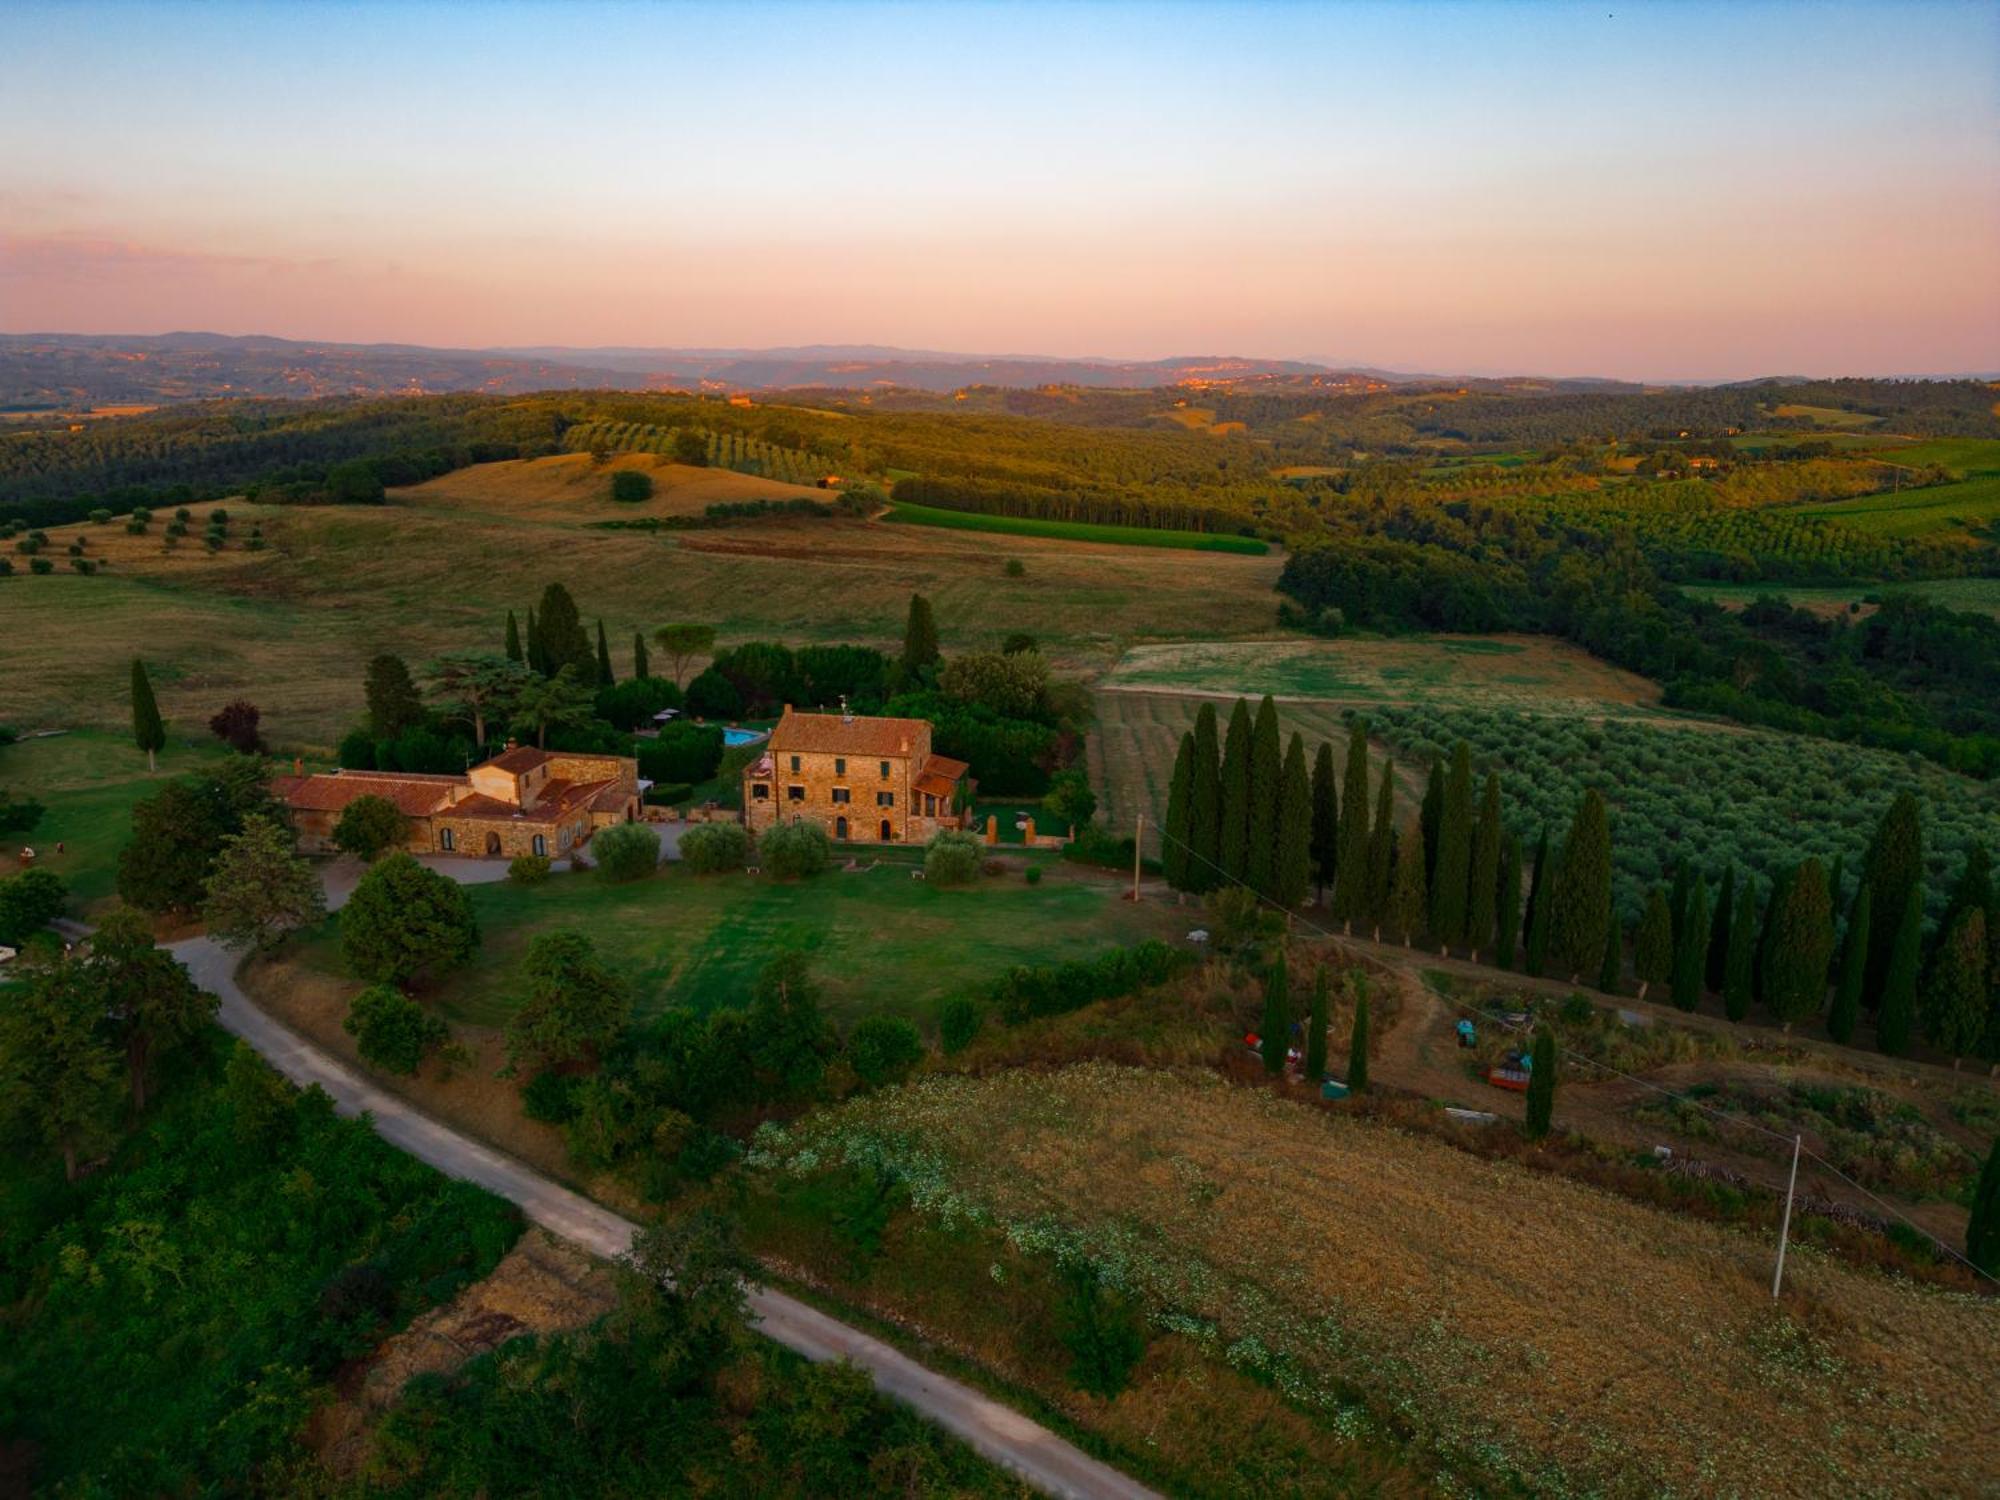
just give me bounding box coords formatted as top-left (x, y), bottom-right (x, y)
top-left (3, 0), bottom-right (1996, 380)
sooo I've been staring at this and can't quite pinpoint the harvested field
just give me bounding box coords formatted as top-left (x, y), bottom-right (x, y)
top-left (391, 452), bottom-right (830, 523)
top-left (757, 1062), bottom-right (2000, 1498)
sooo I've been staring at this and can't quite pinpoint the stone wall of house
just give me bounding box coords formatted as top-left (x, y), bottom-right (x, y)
top-left (289, 807), bottom-right (436, 857)
top-left (429, 814), bottom-right (587, 860)
top-left (749, 746), bottom-right (920, 843)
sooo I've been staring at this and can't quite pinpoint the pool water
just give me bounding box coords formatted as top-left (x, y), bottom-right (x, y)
top-left (721, 727), bottom-right (767, 747)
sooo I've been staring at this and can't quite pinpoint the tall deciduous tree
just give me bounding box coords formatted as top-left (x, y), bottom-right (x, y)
top-left (1862, 793), bottom-right (1923, 1003)
top-left (898, 593), bottom-right (939, 685)
top-left (1523, 1028), bottom-right (1557, 1140)
top-left (1364, 762), bottom-right (1396, 936)
top-left (507, 929), bottom-right (631, 1074)
top-left (1430, 742), bottom-right (1473, 950)
top-left (340, 852), bottom-right (480, 987)
top-left (1218, 698), bottom-right (1252, 886)
top-left (1923, 909), bottom-right (1988, 1065)
top-left (653, 623), bottom-right (716, 689)
top-left (0, 954), bottom-right (122, 1179)
top-left (1765, 859), bottom-right (1834, 1031)
top-left (1635, 887), bottom-right (1674, 1001)
top-left (1875, 887), bottom-right (1924, 1056)
top-left (1495, 832), bottom-right (1523, 971)
top-left (365, 653), bottom-right (424, 739)
top-left (1724, 881), bottom-right (1758, 1022)
top-left (1187, 703), bottom-right (1221, 892)
top-left (1305, 964), bottom-right (1329, 1081)
top-left (1672, 877), bottom-right (1711, 1012)
top-left (203, 815), bottom-right (326, 953)
top-left (1247, 697), bottom-right (1281, 896)
top-left (1347, 975), bottom-right (1370, 1092)
top-left (130, 658), bottom-right (166, 771)
top-left (1162, 730), bottom-right (1195, 894)
top-left (1275, 734), bottom-right (1312, 909)
top-left (1523, 829), bottom-right (1553, 978)
top-left (89, 907), bottom-right (214, 1112)
top-left (1467, 771), bottom-right (1501, 963)
top-left (1548, 789), bottom-right (1611, 982)
top-left (1309, 740), bottom-right (1339, 904)
top-left (1389, 819), bottom-right (1428, 947)
top-left (1260, 952), bottom-right (1290, 1076)
top-left (1334, 720), bottom-right (1371, 927)
top-left (1828, 881), bottom-right (1871, 1045)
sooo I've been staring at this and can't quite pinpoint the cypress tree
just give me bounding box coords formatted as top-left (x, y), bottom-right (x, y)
top-left (1305, 964), bottom-right (1329, 1081)
top-left (1523, 829), bottom-right (1553, 977)
top-left (1862, 793), bottom-right (1923, 1003)
top-left (130, 658), bottom-right (165, 772)
top-left (1669, 856), bottom-right (1694, 941)
top-left (1766, 859), bottom-right (1834, 1031)
top-left (632, 631), bottom-right (650, 679)
top-left (1187, 703), bottom-right (1221, 892)
top-left (1943, 843), bottom-right (1994, 934)
top-left (1161, 731), bottom-right (1195, 894)
top-left (1467, 771), bottom-right (1502, 962)
top-left (1755, 862), bottom-right (1795, 1010)
top-left (364, 653), bottom-right (423, 740)
top-left (1597, 895), bottom-right (1624, 996)
top-left (1635, 886), bottom-right (1674, 1001)
top-left (1922, 908), bottom-right (1989, 1064)
top-left (525, 606), bottom-right (542, 675)
top-left (1969, 1135), bottom-right (2000, 1276)
top-left (504, 609), bottom-right (523, 663)
top-left (1707, 866), bottom-right (1736, 993)
top-left (1334, 720), bottom-right (1371, 926)
top-left (1389, 820), bottom-right (1428, 947)
top-left (1261, 953), bottom-right (1290, 1077)
top-left (1672, 877), bottom-right (1711, 1013)
top-left (1364, 762), bottom-right (1396, 937)
top-left (595, 619), bottom-right (614, 685)
top-left (899, 593), bottom-right (940, 684)
top-left (1495, 832), bottom-right (1523, 971)
top-left (1723, 882), bottom-right (1758, 1022)
top-left (1548, 789), bottom-right (1611, 982)
top-left (1247, 696), bottom-right (1282, 896)
top-left (1275, 734), bottom-right (1312, 909)
top-left (1875, 886), bottom-right (1924, 1056)
top-left (1347, 977), bottom-right (1370, 1092)
top-left (1430, 742), bottom-right (1473, 950)
top-left (1828, 881), bottom-right (1871, 1045)
top-left (1218, 699), bottom-right (1253, 886)
top-left (1420, 759), bottom-right (1444, 881)
top-left (536, 583), bottom-right (593, 678)
top-left (1309, 740), bottom-right (1338, 904)
top-left (1523, 1027), bottom-right (1556, 1139)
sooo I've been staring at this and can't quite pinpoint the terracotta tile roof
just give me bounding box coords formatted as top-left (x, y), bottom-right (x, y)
top-left (767, 711), bottom-right (925, 758)
top-left (588, 783), bottom-right (635, 813)
top-left (275, 771), bottom-right (458, 817)
top-left (484, 746), bottom-right (552, 774)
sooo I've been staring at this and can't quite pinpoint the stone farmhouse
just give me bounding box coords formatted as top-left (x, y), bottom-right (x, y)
top-left (742, 707), bottom-right (970, 845)
top-left (275, 745), bottom-right (640, 860)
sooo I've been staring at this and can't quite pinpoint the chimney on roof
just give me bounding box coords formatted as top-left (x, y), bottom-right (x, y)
top-left (899, 735), bottom-right (909, 754)
top-left (840, 695), bottom-right (853, 725)
top-left (505, 737), bottom-right (517, 752)
top-left (782, 703), bottom-right (792, 716)
top-left (293, 757), bottom-right (302, 776)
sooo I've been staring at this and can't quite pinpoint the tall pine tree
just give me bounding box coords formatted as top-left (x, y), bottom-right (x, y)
top-left (1875, 886), bottom-right (1924, 1056)
top-left (1309, 740), bottom-right (1339, 904)
top-left (1495, 832), bottom-right (1523, 971)
top-left (130, 658), bottom-right (165, 772)
top-left (1828, 881), bottom-right (1871, 1045)
top-left (1334, 720), bottom-right (1372, 927)
top-left (1274, 734), bottom-right (1312, 909)
top-left (1467, 771), bottom-right (1502, 963)
top-left (1247, 696), bottom-right (1282, 896)
top-left (1862, 793), bottom-right (1923, 1003)
top-left (1430, 742), bottom-right (1474, 950)
top-left (1218, 699), bottom-right (1253, 886)
top-left (1187, 703), bottom-right (1221, 892)
top-left (1548, 790), bottom-right (1611, 982)
top-left (1162, 731), bottom-right (1195, 894)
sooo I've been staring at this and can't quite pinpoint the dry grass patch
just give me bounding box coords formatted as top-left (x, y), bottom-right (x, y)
top-left (392, 452), bottom-right (829, 524)
top-left (757, 1063), bottom-right (1998, 1497)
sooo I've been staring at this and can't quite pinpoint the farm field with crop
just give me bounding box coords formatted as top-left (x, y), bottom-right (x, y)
top-left (884, 498), bottom-right (1269, 553)
top-left (0, 494), bottom-right (1282, 749)
top-left (748, 1062), bottom-right (2000, 1499)
top-left (289, 857), bottom-right (1180, 1030)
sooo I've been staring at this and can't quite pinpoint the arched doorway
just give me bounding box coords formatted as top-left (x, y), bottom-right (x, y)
top-left (835, 815), bottom-right (849, 840)
top-left (485, 831), bottom-right (502, 856)
top-left (879, 819), bottom-right (893, 842)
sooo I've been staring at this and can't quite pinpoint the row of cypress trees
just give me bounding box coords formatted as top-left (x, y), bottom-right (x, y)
top-left (1158, 697), bottom-right (1313, 907)
top-left (503, 583), bottom-right (618, 686)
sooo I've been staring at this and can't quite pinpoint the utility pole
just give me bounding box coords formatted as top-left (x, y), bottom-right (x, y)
top-left (1132, 812), bottom-right (1144, 904)
top-left (1772, 1133), bottom-right (1801, 1300)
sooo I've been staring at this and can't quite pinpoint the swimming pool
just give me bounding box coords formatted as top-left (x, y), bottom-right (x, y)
top-left (721, 727), bottom-right (768, 747)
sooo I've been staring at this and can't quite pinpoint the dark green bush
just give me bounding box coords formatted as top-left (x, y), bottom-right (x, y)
top-left (343, 985), bottom-right (447, 1075)
top-left (847, 1015), bottom-right (924, 1088)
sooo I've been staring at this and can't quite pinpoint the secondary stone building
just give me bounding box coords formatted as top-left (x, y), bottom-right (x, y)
top-left (275, 745), bottom-right (640, 860)
top-left (741, 707), bottom-right (971, 845)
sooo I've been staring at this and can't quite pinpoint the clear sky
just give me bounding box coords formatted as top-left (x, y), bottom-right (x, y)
top-left (2, 0), bottom-right (1995, 379)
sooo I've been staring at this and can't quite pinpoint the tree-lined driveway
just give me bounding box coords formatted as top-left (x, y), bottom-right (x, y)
top-left (167, 861), bottom-right (1158, 1500)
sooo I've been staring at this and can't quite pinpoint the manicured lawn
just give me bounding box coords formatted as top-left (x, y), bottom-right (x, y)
top-left (303, 859), bottom-right (1180, 1030)
top-left (883, 500), bottom-right (1270, 554)
top-left (0, 729), bottom-right (226, 911)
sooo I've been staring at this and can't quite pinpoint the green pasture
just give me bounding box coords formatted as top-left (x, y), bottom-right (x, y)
top-left (883, 500), bottom-right (1269, 554)
top-left (300, 858), bottom-right (1175, 1030)
top-left (1801, 471), bottom-right (2000, 540)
